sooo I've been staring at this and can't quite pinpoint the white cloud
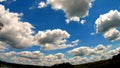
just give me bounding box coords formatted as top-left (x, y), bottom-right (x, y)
top-left (103, 28), bottom-right (120, 41)
top-left (38, 0), bottom-right (93, 23)
top-left (68, 45), bottom-right (119, 65)
top-left (94, 44), bottom-right (109, 51)
top-left (68, 46), bottom-right (94, 56)
top-left (66, 18), bottom-right (86, 24)
top-left (80, 20), bottom-right (86, 24)
top-left (35, 29), bottom-right (70, 45)
top-left (95, 10), bottom-right (120, 41)
top-left (38, 2), bottom-right (47, 8)
top-left (107, 47), bottom-right (120, 56)
top-left (11, 56), bottom-right (32, 65)
top-left (2, 51), bottom-right (67, 66)
top-left (35, 29), bottom-right (78, 50)
top-left (66, 16), bottom-right (80, 24)
top-left (68, 44), bottom-right (111, 56)
top-left (17, 51), bottom-right (44, 59)
top-left (0, 4), bottom-right (79, 50)
top-left (0, 5), bottom-right (35, 48)
top-left (55, 53), bottom-right (65, 59)
top-left (68, 56), bottom-right (90, 65)
top-left (1, 45), bottom-right (119, 66)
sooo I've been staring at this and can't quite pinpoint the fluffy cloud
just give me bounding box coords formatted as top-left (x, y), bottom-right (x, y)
top-left (68, 46), bottom-right (94, 56)
top-left (95, 10), bottom-right (120, 41)
top-left (68, 56), bottom-right (89, 65)
top-left (35, 29), bottom-right (79, 50)
top-left (38, 0), bottom-right (93, 23)
top-left (35, 29), bottom-right (70, 45)
top-left (0, 5), bottom-right (35, 48)
top-left (17, 51), bottom-right (44, 59)
top-left (68, 44), bottom-right (111, 56)
top-left (103, 28), bottom-right (120, 41)
top-left (65, 16), bottom-right (80, 24)
top-left (0, 4), bottom-right (79, 50)
top-left (0, 45), bottom-right (119, 66)
top-left (1, 51), bottom-right (67, 66)
top-left (68, 45), bottom-right (119, 65)
top-left (107, 47), bottom-right (120, 56)
top-left (38, 2), bottom-right (47, 8)
top-left (94, 44), bottom-right (109, 51)
top-left (55, 53), bottom-right (65, 59)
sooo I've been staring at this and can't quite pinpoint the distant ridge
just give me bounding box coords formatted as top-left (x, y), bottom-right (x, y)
top-left (1, 53), bottom-right (120, 68)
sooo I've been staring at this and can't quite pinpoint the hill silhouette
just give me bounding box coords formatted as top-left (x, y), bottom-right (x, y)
top-left (0, 53), bottom-right (120, 68)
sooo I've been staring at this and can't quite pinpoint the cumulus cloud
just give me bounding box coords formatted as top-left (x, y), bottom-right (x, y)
top-left (80, 20), bottom-right (86, 24)
top-left (1, 51), bottom-right (67, 66)
top-left (0, 4), bottom-right (79, 50)
top-left (38, 0), bottom-right (93, 23)
top-left (68, 56), bottom-right (89, 65)
top-left (17, 51), bottom-right (44, 59)
top-left (38, 2), bottom-right (47, 8)
top-left (68, 46), bottom-right (94, 56)
top-left (107, 47), bottom-right (120, 56)
top-left (68, 44), bottom-right (111, 56)
top-left (95, 10), bottom-right (120, 41)
top-left (0, 45), bottom-right (119, 66)
top-left (55, 53), bottom-right (65, 59)
top-left (35, 29), bottom-right (79, 50)
top-left (66, 16), bottom-right (80, 24)
top-left (94, 44), bottom-right (110, 51)
top-left (103, 28), bottom-right (120, 41)
top-left (0, 5), bottom-right (35, 48)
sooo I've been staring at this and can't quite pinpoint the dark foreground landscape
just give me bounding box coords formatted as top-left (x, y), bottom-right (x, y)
top-left (1, 53), bottom-right (120, 68)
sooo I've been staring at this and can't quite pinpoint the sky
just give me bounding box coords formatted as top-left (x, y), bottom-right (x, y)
top-left (0, 0), bottom-right (120, 66)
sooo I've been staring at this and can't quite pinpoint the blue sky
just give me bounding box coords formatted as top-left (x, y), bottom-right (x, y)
top-left (0, 0), bottom-right (120, 66)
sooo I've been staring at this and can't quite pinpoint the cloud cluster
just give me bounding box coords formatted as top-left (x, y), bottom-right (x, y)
top-left (38, 0), bottom-right (93, 23)
top-left (35, 29), bottom-right (79, 50)
top-left (0, 0), bottom-right (120, 67)
top-left (18, 51), bottom-right (44, 59)
top-left (0, 51), bottom-right (67, 66)
top-left (0, 4), bottom-right (79, 50)
top-left (1, 44), bottom-right (119, 66)
top-left (68, 44), bottom-right (111, 56)
top-left (95, 10), bottom-right (120, 41)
